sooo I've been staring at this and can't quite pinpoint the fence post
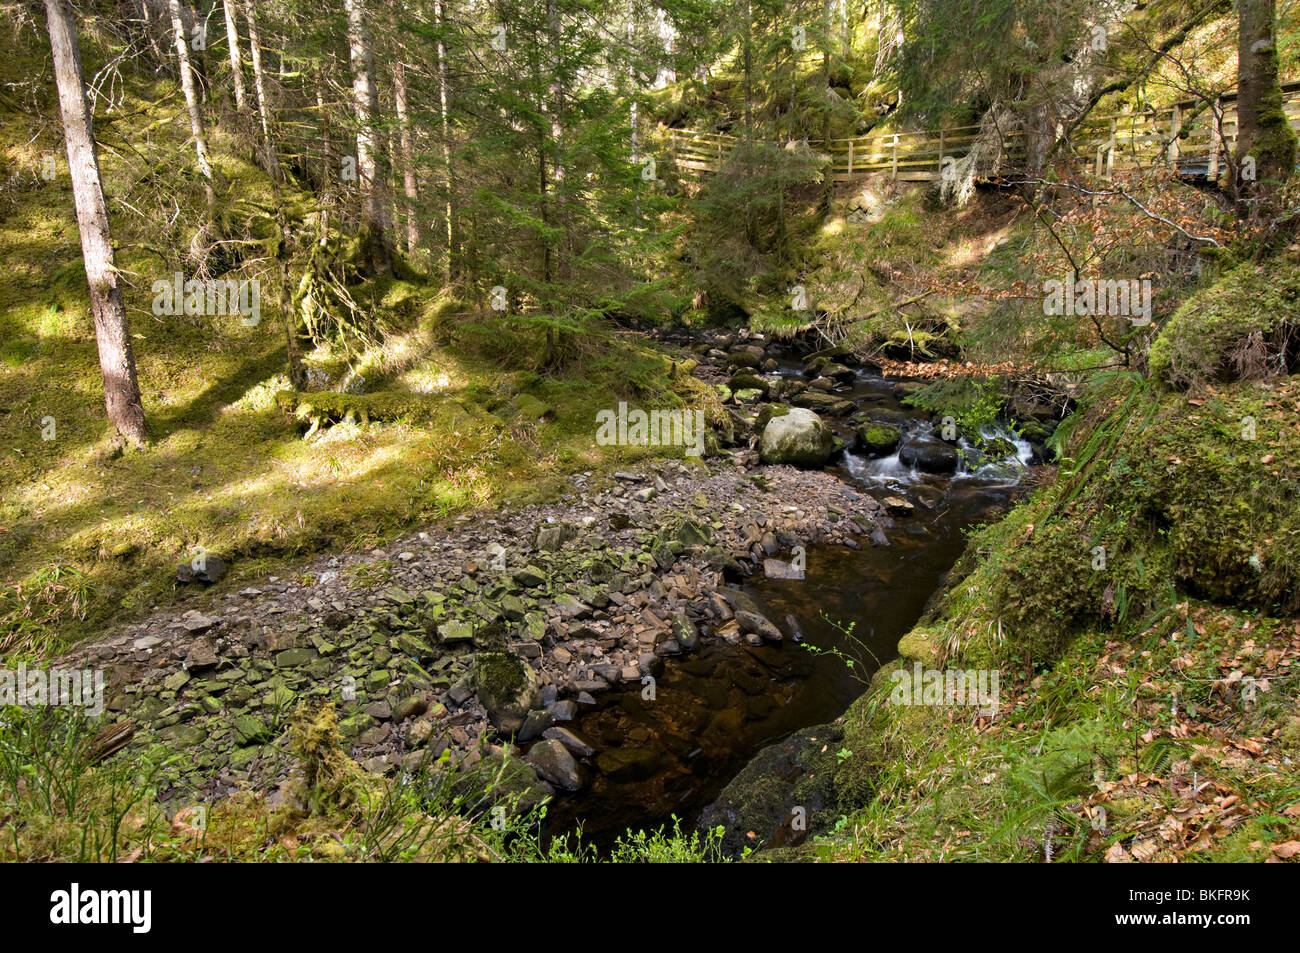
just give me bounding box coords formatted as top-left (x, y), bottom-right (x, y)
top-left (1208, 97), bottom-right (1222, 181)
top-left (847, 139), bottom-right (854, 175)
top-left (937, 129), bottom-right (945, 180)
top-left (891, 134), bottom-right (899, 180)
top-left (1106, 117), bottom-right (1116, 177)
top-left (1167, 104), bottom-right (1181, 170)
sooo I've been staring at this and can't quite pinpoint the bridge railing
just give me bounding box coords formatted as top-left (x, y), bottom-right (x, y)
top-left (668, 80), bottom-right (1300, 184)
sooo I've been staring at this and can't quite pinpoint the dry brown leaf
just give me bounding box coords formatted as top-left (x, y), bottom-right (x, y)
top-left (1104, 842), bottom-right (1132, 863)
top-left (1131, 840), bottom-right (1159, 861)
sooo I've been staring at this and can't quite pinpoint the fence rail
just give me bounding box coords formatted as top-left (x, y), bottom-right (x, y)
top-left (667, 81), bottom-right (1300, 184)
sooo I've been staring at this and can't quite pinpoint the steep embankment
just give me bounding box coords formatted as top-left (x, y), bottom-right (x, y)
top-left (762, 255), bottom-right (1300, 862)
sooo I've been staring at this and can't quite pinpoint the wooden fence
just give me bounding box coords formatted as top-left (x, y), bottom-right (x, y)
top-left (667, 80), bottom-right (1300, 184)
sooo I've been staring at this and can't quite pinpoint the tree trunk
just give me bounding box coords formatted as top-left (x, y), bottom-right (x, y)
top-left (546, 0), bottom-right (566, 279)
top-left (434, 0), bottom-right (455, 283)
top-left (628, 1), bottom-right (639, 222)
top-left (167, 0), bottom-right (216, 210)
top-left (43, 0), bottom-right (147, 447)
top-left (820, 0), bottom-right (834, 213)
top-left (222, 0), bottom-right (247, 113)
top-left (315, 65), bottom-right (334, 239)
top-left (653, 6), bottom-right (675, 88)
top-left (393, 58), bottom-right (420, 256)
top-left (743, 0), bottom-right (753, 132)
top-left (1235, 0), bottom-right (1296, 209)
top-left (244, 0), bottom-right (279, 182)
top-left (345, 0), bottom-right (392, 275)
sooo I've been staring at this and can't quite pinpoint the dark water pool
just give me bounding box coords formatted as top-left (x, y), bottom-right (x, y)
top-left (541, 478), bottom-right (1021, 849)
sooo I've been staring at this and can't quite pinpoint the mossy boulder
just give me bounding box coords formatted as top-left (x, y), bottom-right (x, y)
top-left (470, 651), bottom-right (540, 735)
top-left (855, 423), bottom-right (901, 456)
top-left (1016, 419), bottom-right (1053, 445)
top-left (1148, 263), bottom-right (1300, 389)
top-left (759, 408), bottom-right (835, 468)
top-left (754, 403), bottom-right (792, 431)
top-left (727, 371), bottom-right (771, 396)
top-left (453, 753), bottom-right (553, 817)
top-left (697, 722), bottom-right (844, 858)
top-left (897, 626), bottom-right (943, 664)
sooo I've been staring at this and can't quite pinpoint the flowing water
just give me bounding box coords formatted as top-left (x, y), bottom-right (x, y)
top-left (542, 358), bottom-right (1029, 848)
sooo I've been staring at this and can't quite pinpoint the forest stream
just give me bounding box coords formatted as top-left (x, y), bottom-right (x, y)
top-left (541, 342), bottom-right (1032, 849)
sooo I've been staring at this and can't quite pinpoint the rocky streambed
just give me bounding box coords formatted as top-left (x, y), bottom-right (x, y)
top-left (60, 327), bottom-right (1061, 851)
top-left (64, 459), bottom-right (887, 807)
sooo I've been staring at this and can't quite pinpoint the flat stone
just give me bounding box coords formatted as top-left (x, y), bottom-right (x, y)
top-left (547, 699), bottom-right (577, 721)
top-left (882, 495), bottom-right (914, 516)
top-left (517, 708), bottom-right (554, 742)
top-left (275, 648), bottom-right (318, 668)
top-left (383, 587), bottom-right (416, 605)
top-left (513, 566), bottom-right (547, 588)
top-left (762, 557), bottom-right (805, 580)
top-left (542, 726), bottom-right (594, 757)
top-left (185, 640), bottom-right (219, 671)
top-left (735, 610), bottom-right (784, 642)
top-left (180, 613), bottom-right (218, 634)
top-left (526, 738), bottom-right (582, 791)
top-left (358, 725), bottom-right (390, 746)
top-left (438, 620), bottom-right (475, 644)
top-left (231, 714), bottom-right (271, 746)
top-left (394, 695), bottom-right (428, 721)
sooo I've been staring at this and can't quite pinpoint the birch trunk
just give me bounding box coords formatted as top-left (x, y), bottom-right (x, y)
top-left (345, 0), bottom-right (392, 274)
top-left (222, 0), bottom-right (247, 113)
top-left (167, 0), bottom-right (216, 209)
top-left (43, 0), bottom-right (148, 446)
top-left (394, 59), bottom-right (419, 256)
top-left (244, 0), bottom-right (279, 182)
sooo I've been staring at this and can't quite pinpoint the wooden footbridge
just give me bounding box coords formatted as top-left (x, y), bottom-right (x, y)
top-left (667, 80), bottom-right (1300, 184)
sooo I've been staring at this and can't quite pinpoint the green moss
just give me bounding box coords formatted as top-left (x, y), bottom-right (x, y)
top-left (855, 423), bottom-right (901, 456)
top-left (754, 403), bottom-right (792, 431)
top-left (896, 626), bottom-right (944, 664)
top-left (1148, 262), bottom-right (1300, 389)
